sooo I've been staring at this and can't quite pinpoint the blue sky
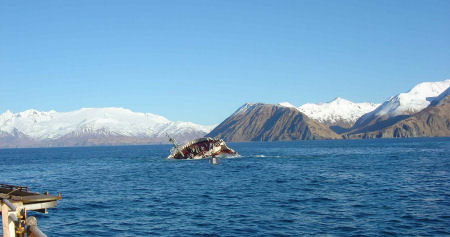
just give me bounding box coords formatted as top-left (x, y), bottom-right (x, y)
top-left (1, 0), bottom-right (449, 125)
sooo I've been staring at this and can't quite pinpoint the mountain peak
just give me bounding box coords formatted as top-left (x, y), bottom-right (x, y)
top-left (278, 102), bottom-right (296, 108)
top-left (298, 98), bottom-right (380, 129)
top-left (408, 79), bottom-right (450, 95)
top-left (376, 79), bottom-right (450, 117)
top-left (207, 103), bottom-right (340, 141)
top-left (2, 110), bottom-right (13, 116)
top-left (351, 79), bottom-right (450, 133)
top-left (329, 97), bottom-right (353, 104)
top-left (232, 103), bottom-right (259, 116)
top-left (0, 108), bottom-right (213, 147)
top-left (331, 96), bottom-right (344, 101)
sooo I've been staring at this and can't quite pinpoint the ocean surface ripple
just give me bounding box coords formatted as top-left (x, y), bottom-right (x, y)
top-left (1, 138), bottom-right (449, 236)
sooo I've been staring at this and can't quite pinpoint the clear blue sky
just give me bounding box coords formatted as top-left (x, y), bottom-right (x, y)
top-left (1, 0), bottom-right (449, 125)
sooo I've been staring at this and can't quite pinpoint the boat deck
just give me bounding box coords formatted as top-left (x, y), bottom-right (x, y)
top-left (1, 183), bottom-right (61, 237)
top-left (0, 184), bottom-right (60, 205)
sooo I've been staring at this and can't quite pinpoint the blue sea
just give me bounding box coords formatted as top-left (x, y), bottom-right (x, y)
top-left (1, 138), bottom-right (449, 236)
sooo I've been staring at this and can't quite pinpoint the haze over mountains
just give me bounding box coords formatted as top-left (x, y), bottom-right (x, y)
top-left (1, 79), bottom-right (449, 148)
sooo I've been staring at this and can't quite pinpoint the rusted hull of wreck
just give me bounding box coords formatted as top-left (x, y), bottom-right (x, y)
top-left (168, 137), bottom-right (237, 159)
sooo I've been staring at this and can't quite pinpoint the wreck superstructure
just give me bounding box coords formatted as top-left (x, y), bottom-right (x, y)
top-left (167, 137), bottom-right (238, 159)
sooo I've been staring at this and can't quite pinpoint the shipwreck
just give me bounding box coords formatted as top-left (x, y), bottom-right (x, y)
top-left (167, 135), bottom-right (238, 159)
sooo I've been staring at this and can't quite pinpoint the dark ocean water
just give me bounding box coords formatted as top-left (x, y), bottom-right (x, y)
top-left (1, 138), bottom-right (450, 236)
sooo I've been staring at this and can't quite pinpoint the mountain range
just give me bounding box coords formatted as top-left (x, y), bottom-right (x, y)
top-left (346, 90), bottom-right (450, 138)
top-left (347, 80), bottom-right (450, 135)
top-left (2, 79), bottom-right (449, 148)
top-left (0, 108), bottom-right (214, 148)
top-left (207, 79), bottom-right (450, 141)
top-left (206, 103), bottom-right (340, 141)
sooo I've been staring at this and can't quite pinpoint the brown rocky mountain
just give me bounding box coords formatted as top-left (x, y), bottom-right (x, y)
top-left (345, 94), bottom-right (450, 138)
top-left (206, 103), bottom-right (340, 142)
top-left (346, 114), bottom-right (410, 135)
top-left (0, 130), bottom-right (40, 148)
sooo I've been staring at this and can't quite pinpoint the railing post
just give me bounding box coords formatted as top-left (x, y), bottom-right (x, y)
top-left (1, 200), bottom-right (15, 237)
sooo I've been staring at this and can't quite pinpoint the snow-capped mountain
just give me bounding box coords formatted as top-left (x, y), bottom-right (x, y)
top-left (352, 79), bottom-right (450, 131)
top-left (0, 107), bottom-right (215, 148)
top-left (296, 97), bottom-right (380, 129)
top-left (207, 103), bottom-right (340, 141)
top-left (278, 98), bottom-right (380, 133)
top-left (346, 86), bottom-right (450, 139)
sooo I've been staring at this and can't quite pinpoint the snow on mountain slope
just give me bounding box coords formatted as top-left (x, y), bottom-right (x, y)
top-left (278, 102), bottom-right (296, 108)
top-left (0, 107), bottom-right (214, 141)
top-left (353, 79), bottom-right (450, 128)
top-left (431, 87), bottom-right (450, 106)
top-left (298, 97), bottom-right (380, 127)
top-left (279, 98), bottom-right (380, 128)
top-left (232, 103), bottom-right (255, 116)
